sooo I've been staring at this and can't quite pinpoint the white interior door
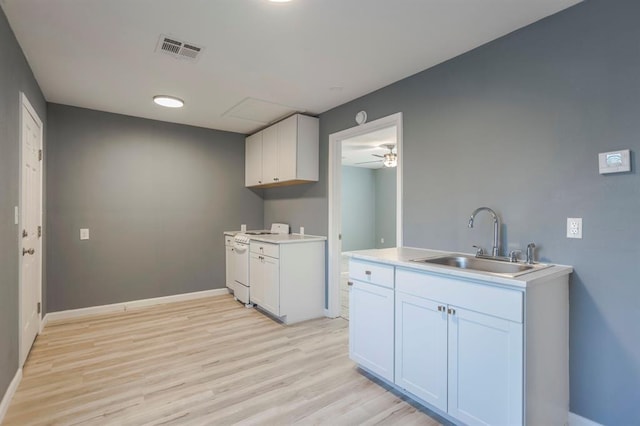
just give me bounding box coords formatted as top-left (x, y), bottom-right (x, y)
top-left (20, 93), bottom-right (43, 367)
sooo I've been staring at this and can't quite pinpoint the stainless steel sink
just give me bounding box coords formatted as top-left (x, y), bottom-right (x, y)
top-left (409, 254), bottom-right (551, 277)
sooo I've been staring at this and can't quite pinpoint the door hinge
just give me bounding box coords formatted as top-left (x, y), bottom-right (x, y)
top-left (37, 302), bottom-right (41, 314)
top-left (38, 225), bottom-right (42, 238)
top-left (38, 149), bottom-right (43, 161)
top-left (338, 233), bottom-right (342, 240)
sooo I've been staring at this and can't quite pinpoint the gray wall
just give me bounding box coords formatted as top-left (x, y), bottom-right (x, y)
top-left (374, 167), bottom-right (396, 249)
top-left (341, 166), bottom-right (376, 251)
top-left (0, 6), bottom-right (47, 403)
top-left (46, 104), bottom-right (263, 312)
top-left (264, 1), bottom-right (639, 423)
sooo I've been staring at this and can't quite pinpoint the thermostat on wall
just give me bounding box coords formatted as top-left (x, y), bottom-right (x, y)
top-left (598, 149), bottom-right (631, 174)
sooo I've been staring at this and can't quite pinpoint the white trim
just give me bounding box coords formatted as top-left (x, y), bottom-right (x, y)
top-left (568, 412), bottom-right (604, 426)
top-left (327, 112), bottom-right (403, 318)
top-left (0, 368), bottom-right (22, 424)
top-left (18, 92), bottom-right (44, 368)
top-left (45, 288), bottom-right (230, 324)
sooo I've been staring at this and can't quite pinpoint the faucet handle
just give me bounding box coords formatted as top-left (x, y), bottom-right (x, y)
top-left (509, 250), bottom-right (522, 262)
top-left (473, 245), bottom-right (484, 256)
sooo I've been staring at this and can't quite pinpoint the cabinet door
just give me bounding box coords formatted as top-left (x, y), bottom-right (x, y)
top-left (245, 132), bottom-right (263, 186)
top-left (448, 306), bottom-right (523, 426)
top-left (262, 125), bottom-right (278, 184)
top-left (349, 280), bottom-right (394, 382)
top-left (395, 292), bottom-right (448, 412)
top-left (249, 253), bottom-right (264, 306)
top-left (260, 255), bottom-right (280, 316)
top-left (276, 115), bottom-right (297, 182)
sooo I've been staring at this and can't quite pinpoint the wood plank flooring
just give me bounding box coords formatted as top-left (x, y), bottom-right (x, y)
top-left (4, 294), bottom-right (444, 426)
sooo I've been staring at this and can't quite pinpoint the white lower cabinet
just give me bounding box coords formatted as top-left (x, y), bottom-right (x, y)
top-left (447, 306), bottom-right (523, 426)
top-left (348, 258), bottom-right (395, 382)
top-left (394, 268), bottom-right (524, 426)
top-left (249, 240), bottom-right (325, 324)
top-left (249, 251), bottom-right (279, 315)
top-left (395, 291), bottom-right (448, 412)
top-left (349, 280), bottom-right (394, 382)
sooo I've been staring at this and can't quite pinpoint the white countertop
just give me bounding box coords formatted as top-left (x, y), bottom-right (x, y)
top-left (345, 247), bottom-right (573, 289)
top-left (249, 233), bottom-right (326, 244)
top-left (224, 230), bottom-right (326, 244)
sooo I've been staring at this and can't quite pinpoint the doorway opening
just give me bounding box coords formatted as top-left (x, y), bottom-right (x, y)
top-left (327, 113), bottom-right (403, 319)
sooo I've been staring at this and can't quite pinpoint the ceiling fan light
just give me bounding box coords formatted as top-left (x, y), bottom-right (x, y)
top-left (383, 152), bottom-right (397, 168)
top-left (153, 95), bottom-right (184, 108)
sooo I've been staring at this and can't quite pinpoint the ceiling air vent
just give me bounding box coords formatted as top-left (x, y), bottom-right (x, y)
top-left (156, 35), bottom-right (203, 62)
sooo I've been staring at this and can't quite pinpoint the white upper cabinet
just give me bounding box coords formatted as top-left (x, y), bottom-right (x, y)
top-left (245, 114), bottom-right (319, 188)
top-left (245, 132), bottom-right (263, 186)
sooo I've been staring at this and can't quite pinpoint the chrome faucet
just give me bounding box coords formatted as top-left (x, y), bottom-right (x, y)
top-left (468, 207), bottom-right (500, 257)
top-left (526, 242), bottom-right (536, 264)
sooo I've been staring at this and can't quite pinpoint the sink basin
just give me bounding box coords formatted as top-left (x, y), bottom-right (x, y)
top-left (409, 254), bottom-right (551, 277)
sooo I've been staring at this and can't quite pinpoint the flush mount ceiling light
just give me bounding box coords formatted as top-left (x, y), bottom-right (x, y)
top-left (153, 95), bottom-right (184, 108)
top-left (268, 0), bottom-right (292, 3)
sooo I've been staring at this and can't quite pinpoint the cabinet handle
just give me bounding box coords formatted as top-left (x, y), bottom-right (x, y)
top-left (258, 180), bottom-right (262, 184)
top-left (347, 281), bottom-right (353, 286)
top-left (365, 270), bottom-right (371, 276)
top-left (447, 308), bottom-right (456, 315)
top-left (437, 305), bottom-right (445, 312)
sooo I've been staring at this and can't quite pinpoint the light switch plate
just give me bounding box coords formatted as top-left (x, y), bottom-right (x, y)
top-left (80, 228), bottom-right (90, 240)
top-left (567, 218), bottom-right (582, 239)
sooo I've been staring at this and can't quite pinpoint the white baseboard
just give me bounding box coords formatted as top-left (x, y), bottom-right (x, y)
top-left (44, 288), bottom-right (230, 324)
top-left (0, 368), bottom-right (22, 424)
top-left (569, 412), bottom-right (603, 426)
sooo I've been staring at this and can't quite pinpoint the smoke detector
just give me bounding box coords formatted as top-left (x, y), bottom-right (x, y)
top-left (155, 35), bottom-right (203, 62)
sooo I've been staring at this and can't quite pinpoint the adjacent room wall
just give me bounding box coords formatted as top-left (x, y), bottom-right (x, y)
top-left (374, 167), bottom-right (396, 249)
top-left (341, 166), bottom-right (376, 251)
top-left (46, 104), bottom-right (263, 312)
top-left (0, 6), bottom-right (47, 404)
top-left (264, 1), bottom-right (639, 423)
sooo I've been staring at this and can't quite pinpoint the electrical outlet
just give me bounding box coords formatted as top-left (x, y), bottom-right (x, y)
top-left (380, 238), bottom-right (385, 244)
top-left (567, 218), bottom-right (582, 239)
top-left (80, 228), bottom-right (90, 240)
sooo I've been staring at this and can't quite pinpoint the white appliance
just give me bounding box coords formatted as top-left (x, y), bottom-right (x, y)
top-left (226, 234), bottom-right (251, 305)
top-left (226, 223), bottom-right (289, 306)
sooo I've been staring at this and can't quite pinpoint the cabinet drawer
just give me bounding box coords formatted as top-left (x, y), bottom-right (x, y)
top-left (349, 259), bottom-right (394, 289)
top-left (250, 241), bottom-right (279, 258)
top-left (396, 268), bottom-right (522, 323)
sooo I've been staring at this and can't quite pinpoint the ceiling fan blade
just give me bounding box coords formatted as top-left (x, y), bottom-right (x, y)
top-left (355, 160), bottom-right (382, 164)
top-left (372, 154), bottom-right (384, 158)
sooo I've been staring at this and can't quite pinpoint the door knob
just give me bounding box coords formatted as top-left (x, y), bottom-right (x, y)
top-left (22, 248), bottom-right (35, 256)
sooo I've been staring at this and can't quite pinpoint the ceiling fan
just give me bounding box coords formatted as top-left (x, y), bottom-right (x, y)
top-left (356, 144), bottom-right (397, 168)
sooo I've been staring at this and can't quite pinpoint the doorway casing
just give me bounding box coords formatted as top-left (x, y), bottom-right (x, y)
top-left (327, 112), bottom-right (403, 318)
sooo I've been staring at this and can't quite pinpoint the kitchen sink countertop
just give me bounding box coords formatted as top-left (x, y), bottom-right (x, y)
top-left (345, 247), bottom-right (572, 289)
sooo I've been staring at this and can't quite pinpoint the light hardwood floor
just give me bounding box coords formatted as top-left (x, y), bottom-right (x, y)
top-left (4, 294), bottom-right (444, 426)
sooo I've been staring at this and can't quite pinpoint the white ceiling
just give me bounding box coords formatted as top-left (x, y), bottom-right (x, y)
top-left (1, 0), bottom-right (581, 135)
top-left (342, 126), bottom-right (397, 169)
